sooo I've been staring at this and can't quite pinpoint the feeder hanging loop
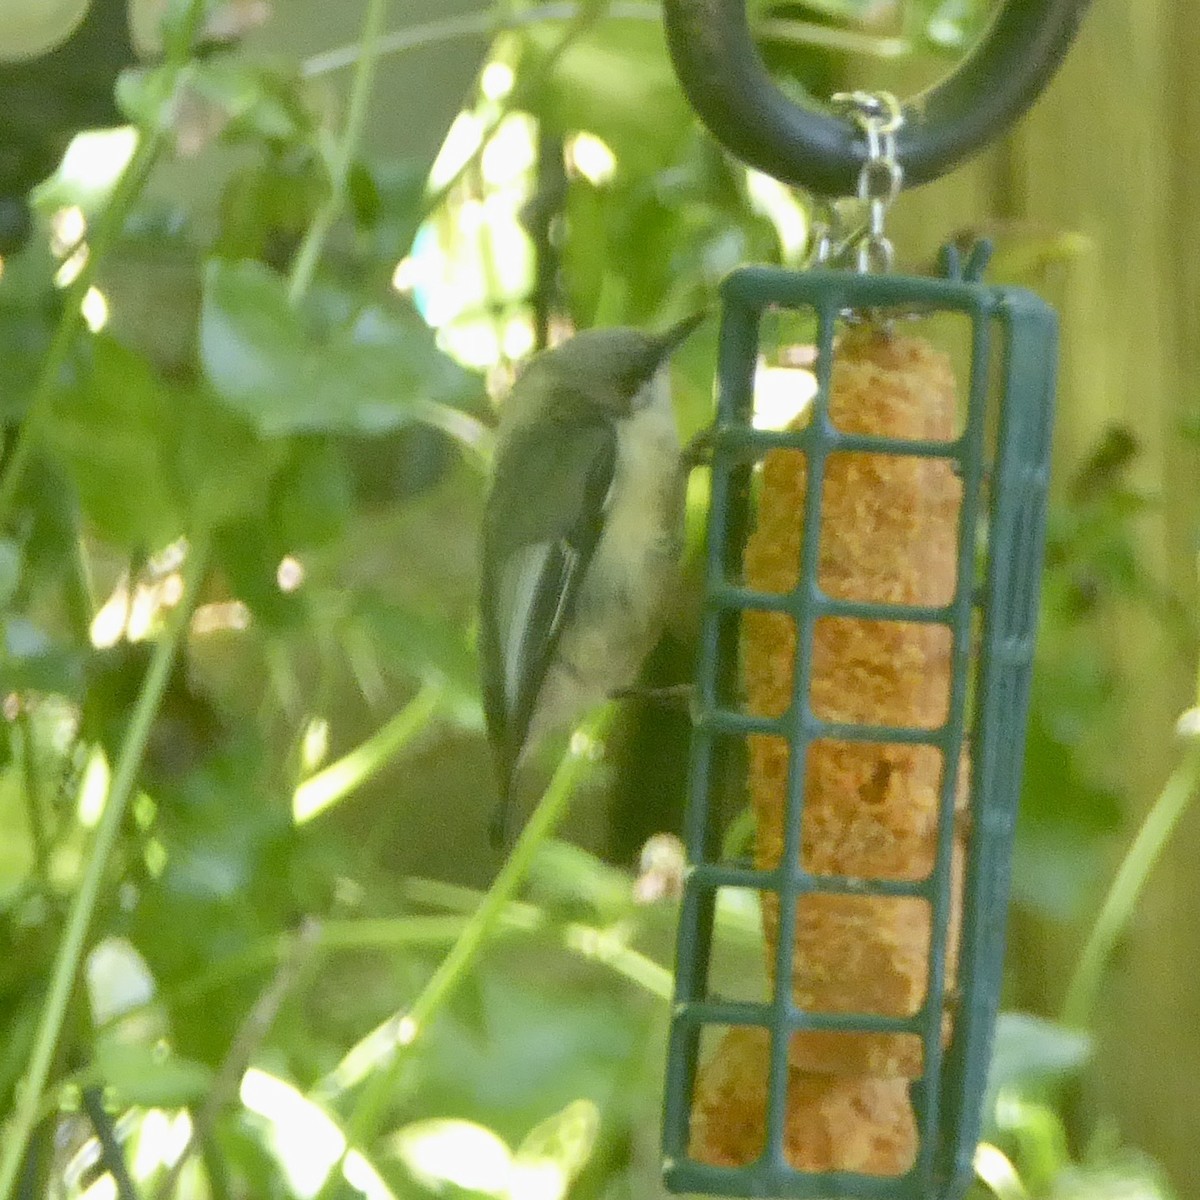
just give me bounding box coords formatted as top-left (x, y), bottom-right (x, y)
top-left (832, 90), bottom-right (904, 273)
top-left (661, 0), bottom-right (1092, 195)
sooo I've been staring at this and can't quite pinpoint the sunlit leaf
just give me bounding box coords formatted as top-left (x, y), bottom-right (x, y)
top-left (0, 0), bottom-right (91, 63)
top-left (513, 1098), bottom-right (601, 1191)
top-left (87, 936), bottom-right (172, 1046)
top-left (922, 0), bottom-right (993, 49)
top-left (87, 936), bottom-right (157, 1026)
top-left (524, 19), bottom-right (691, 178)
top-left (987, 1013), bottom-right (1092, 1099)
top-left (974, 1141), bottom-right (1031, 1200)
top-left (240, 1068), bottom-right (398, 1200)
top-left (1050, 1151), bottom-right (1180, 1200)
top-left (389, 1117), bottom-right (511, 1196)
top-left (990, 1093), bottom-right (1072, 1193)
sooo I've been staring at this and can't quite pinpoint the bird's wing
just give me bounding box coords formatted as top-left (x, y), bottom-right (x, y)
top-left (480, 414), bottom-right (617, 818)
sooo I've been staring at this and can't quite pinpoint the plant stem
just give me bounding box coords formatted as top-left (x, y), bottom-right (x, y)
top-left (309, 707), bottom-right (616, 1200)
top-left (0, 539), bottom-right (209, 1200)
top-left (16, 708), bottom-right (50, 885)
top-left (1061, 742), bottom-right (1200, 1027)
top-left (300, 2), bottom-right (910, 78)
top-left (420, 1), bottom-right (606, 222)
top-left (168, 915), bottom-right (471, 1012)
top-left (154, 919), bottom-right (324, 1200)
top-left (0, 132), bottom-right (163, 533)
top-left (287, 0), bottom-right (390, 306)
top-left (292, 683), bottom-right (442, 823)
top-left (82, 1088), bottom-right (142, 1200)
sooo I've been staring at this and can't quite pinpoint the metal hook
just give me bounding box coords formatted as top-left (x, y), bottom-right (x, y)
top-left (662, 0), bottom-right (1092, 196)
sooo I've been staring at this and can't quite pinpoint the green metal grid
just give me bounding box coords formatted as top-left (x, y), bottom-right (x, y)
top-left (662, 260), bottom-right (1058, 1200)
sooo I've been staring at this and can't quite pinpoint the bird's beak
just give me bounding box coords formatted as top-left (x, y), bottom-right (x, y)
top-left (657, 309), bottom-right (709, 359)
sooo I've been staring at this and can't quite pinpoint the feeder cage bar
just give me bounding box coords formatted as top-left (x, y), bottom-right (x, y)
top-left (663, 263), bottom-right (1057, 1200)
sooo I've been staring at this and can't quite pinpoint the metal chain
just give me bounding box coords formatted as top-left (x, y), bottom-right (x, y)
top-left (830, 90), bottom-right (904, 273)
top-left (807, 198), bottom-right (835, 267)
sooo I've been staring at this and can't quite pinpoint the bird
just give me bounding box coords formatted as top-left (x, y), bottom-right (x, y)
top-left (478, 312), bottom-right (706, 845)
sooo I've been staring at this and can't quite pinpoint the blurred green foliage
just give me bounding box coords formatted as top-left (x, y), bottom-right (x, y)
top-left (0, 1), bottom-right (1194, 1199)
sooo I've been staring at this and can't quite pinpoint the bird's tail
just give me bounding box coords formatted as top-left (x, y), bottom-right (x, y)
top-left (488, 750), bottom-right (519, 849)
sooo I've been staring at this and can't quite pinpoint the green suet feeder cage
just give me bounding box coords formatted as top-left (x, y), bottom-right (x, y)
top-left (658, 2), bottom-right (1092, 1197)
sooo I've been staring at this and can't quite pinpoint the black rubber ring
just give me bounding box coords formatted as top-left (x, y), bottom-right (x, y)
top-left (663, 0), bottom-right (1092, 195)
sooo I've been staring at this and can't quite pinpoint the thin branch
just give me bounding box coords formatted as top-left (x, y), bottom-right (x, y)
top-left (300, 2), bottom-right (910, 78)
top-left (1061, 742), bottom-right (1200, 1027)
top-left (153, 919), bottom-right (324, 1200)
top-left (418, 1), bottom-right (608, 225)
top-left (81, 1088), bottom-right (142, 1200)
top-left (133, 905), bottom-right (667, 1037)
top-left (288, 0), bottom-right (391, 305)
top-left (309, 707), bottom-right (618, 1200)
top-left (0, 539), bottom-right (211, 1200)
top-left (301, 2), bottom-right (654, 76)
top-left (292, 683), bottom-right (442, 823)
top-left (16, 707), bottom-right (50, 885)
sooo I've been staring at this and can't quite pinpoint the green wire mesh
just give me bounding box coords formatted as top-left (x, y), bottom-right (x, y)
top-left (662, 253), bottom-right (1058, 1200)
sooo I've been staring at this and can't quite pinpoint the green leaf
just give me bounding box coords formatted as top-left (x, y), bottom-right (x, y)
top-left (1014, 705), bottom-right (1121, 920)
top-left (348, 160), bottom-right (382, 230)
top-left (0, 244), bottom-right (59, 420)
top-left (0, 540), bottom-right (20, 607)
top-left (355, 597), bottom-right (479, 719)
top-left (513, 1099), bottom-right (601, 1185)
top-left (200, 259), bottom-right (480, 437)
top-left (3, 619), bottom-right (83, 696)
top-left (923, 0), bottom-right (993, 49)
top-left (524, 841), bottom-right (634, 927)
top-left (175, 386), bottom-right (283, 530)
top-left (562, 178), bottom-right (610, 329)
top-left (987, 1012), bottom-right (1092, 1098)
top-left (359, 159), bottom-right (429, 266)
top-left (1050, 1151), bottom-right (1179, 1200)
top-left (116, 63), bottom-right (180, 130)
top-left (185, 60), bottom-right (307, 144)
top-left (87, 936), bottom-right (171, 1045)
top-left (94, 1039), bottom-right (214, 1107)
top-left (273, 438), bottom-right (354, 551)
top-left (0, 765), bottom-right (35, 900)
top-left (747, 0), bottom-right (897, 26)
top-left (215, 160), bottom-right (324, 262)
top-left (524, 21), bottom-right (691, 177)
top-left (212, 518), bottom-right (301, 630)
top-left (408, 965), bottom-right (652, 1150)
top-left (44, 335), bottom-right (182, 549)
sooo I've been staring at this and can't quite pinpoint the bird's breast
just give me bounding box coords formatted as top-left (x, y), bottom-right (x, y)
top-left (530, 390), bottom-right (685, 736)
top-left (565, 400), bottom-right (684, 659)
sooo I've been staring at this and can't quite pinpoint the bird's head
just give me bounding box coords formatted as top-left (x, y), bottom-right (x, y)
top-left (507, 311), bottom-right (707, 425)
